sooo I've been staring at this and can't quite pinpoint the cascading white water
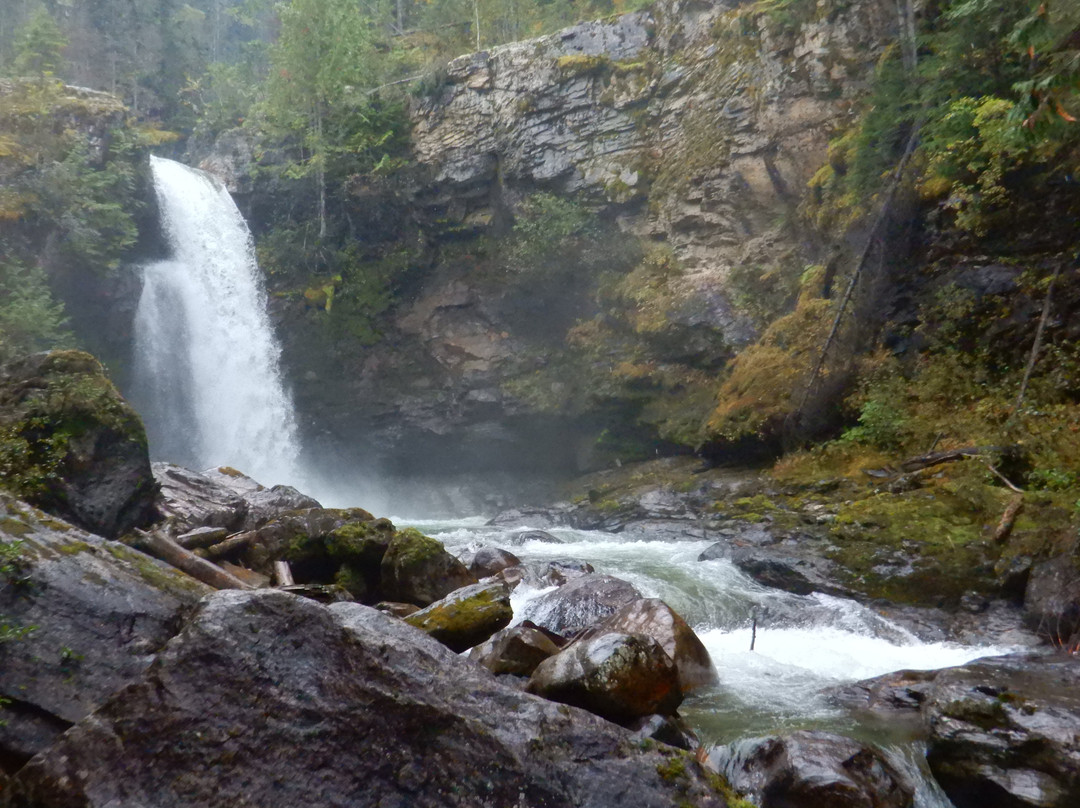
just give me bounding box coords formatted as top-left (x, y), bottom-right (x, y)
top-left (412, 517), bottom-right (1026, 807)
top-left (132, 156), bottom-right (303, 486)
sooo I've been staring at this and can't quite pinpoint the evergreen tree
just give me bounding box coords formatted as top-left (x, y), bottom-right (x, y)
top-left (264, 0), bottom-right (387, 237)
top-left (11, 5), bottom-right (66, 78)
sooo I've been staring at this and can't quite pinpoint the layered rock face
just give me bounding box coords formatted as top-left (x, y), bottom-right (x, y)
top-left (412, 0), bottom-right (894, 288)
top-left (246, 0), bottom-right (902, 490)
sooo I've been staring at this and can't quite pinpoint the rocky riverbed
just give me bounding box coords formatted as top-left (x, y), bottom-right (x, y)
top-left (3, 351), bottom-right (1079, 808)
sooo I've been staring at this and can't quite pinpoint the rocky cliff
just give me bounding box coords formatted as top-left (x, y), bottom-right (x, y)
top-left (246, 0), bottom-right (901, 500)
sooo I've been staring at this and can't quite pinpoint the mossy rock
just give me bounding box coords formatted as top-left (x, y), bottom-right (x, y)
top-left (380, 528), bottom-right (477, 607)
top-left (404, 581), bottom-right (512, 653)
top-left (0, 350), bottom-right (156, 538)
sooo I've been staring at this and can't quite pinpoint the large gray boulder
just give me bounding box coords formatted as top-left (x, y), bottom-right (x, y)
top-left (517, 574), bottom-right (642, 635)
top-left (923, 654), bottom-right (1080, 808)
top-left (0, 351), bottom-right (158, 538)
top-left (1023, 556), bottom-right (1080, 646)
top-left (0, 493), bottom-right (210, 772)
top-left (152, 462), bottom-right (248, 534)
top-left (201, 466), bottom-right (321, 530)
top-left (9, 589), bottom-right (728, 808)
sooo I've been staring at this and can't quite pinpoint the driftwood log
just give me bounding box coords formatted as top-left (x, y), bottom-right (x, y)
top-left (133, 530), bottom-right (252, 590)
top-left (201, 531), bottom-right (256, 562)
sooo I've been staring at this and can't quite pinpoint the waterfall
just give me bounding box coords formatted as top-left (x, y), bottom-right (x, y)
top-left (132, 156), bottom-right (303, 487)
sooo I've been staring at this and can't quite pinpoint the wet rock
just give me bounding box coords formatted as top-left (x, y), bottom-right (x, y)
top-left (252, 507), bottom-right (379, 560)
top-left (153, 462), bottom-right (248, 534)
top-left (828, 669), bottom-right (939, 713)
top-left (468, 624), bottom-right (562, 676)
top-left (721, 544), bottom-right (850, 598)
top-left (486, 506), bottom-right (574, 529)
top-left (376, 601), bottom-right (421, 618)
top-left (540, 559), bottom-right (595, 586)
top-left (469, 545), bottom-right (521, 577)
top-left (1022, 555), bottom-right (1080, 646)
top-left (201, 466), bottom-right (322, 530)
top-left (380, 527), bottom-right (478, 607)
top-left (718, 730), bottom-right (914, 808)
top-left (9, 589), bottom-right (728, 807)
top-left (250, 509), bottom-right (390, 599)
top-left (0, 493), bottom-right (209, 772)
top-left (578, 598), bottom-right (717, 692)
top-left (507, 528), bottom-right (565, 545)
top-left (923, 654), bottom-right (1080, 808)
top-left (518, 573), bottom-right (643, 635)
top-left (0, 351), bottom-right (157, 538)
top-left (628, 714), bottom-right (698, 751)
top-left (404, 581), bottom-right (513, 652)
top-left (526, 632), bottom-right (682, 724)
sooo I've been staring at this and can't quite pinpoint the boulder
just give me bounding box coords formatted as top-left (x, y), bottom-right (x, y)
top-left (246, 508), bottom-right (388, 600)
top-left (201, 465), bottom-right (321, 530)
top-left (507, 529), bottom-right (565, 545)
top-left (517, 574), bottom-right (642, 635)
top-left (0, 351), bottom-right (157, 538)
top-left (1022, 555), bottom-right (1080, 646)
top-left (0, 493), bottom-right (210, 772)
top-left (628, 714), bottom-right (698, 751)
top-left (404, 581), bottom-right (513, 652)
top-left (539, 559), bottom-right (595, 586)
top-left (718, 731), bottom-right (914, 808)
top-left (723, 545), bottom-right (849, 598)
top-left (923, 654), bottom-right (1080, 808)
top-left (469, 545), bottom-right (522, 578)
top-left (9, 589), bottom-right (728, 808)
top-left (468, 624), bottom-right (563, 676)
top-left (828, 669), bottom-right (938, 713)
top-left (153, 462), bottom-right (248, 534)
top-left (526, 632), bottom-right (682, 724)
top-left (380, 527), bottom-right (477, 606)
top-left (579, 598), bottom-right (718, 692)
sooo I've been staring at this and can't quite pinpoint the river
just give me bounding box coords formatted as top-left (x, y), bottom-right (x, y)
top-left (405, 516), bottom-right (1022, 807)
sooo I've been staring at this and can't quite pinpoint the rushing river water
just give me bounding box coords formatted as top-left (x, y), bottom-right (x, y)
top-left (407, 516), bottom-right (1021, 807)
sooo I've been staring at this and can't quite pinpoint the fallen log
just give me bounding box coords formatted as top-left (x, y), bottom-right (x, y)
top-left (201, 531), bottom-right (256, 561)
top-left (133, 530), bottom-right (252, 590)
top-left (993, 495), bottom-right (1025, 544)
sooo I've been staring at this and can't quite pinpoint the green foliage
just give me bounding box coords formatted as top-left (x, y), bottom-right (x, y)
top-left (0, 258), bottom-right (73, 363)
top-left (31, 140), bottom-right (139, 273)
top-left (509, 193), bottom-right (593, 266)
top-left (10, 5), bottom-right (67, 78)
top-left (0, 538), bottom-right (35, 648)
top-left (810, 1), bottom-right (1080, 234)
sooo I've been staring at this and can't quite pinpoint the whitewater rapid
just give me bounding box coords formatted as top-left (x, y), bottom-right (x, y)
top-left (411, 517), bottom-right (1017, 807)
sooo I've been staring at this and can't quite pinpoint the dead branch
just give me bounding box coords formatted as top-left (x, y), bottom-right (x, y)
top-left (1014, 263), bottom-right (1062, 413)
top-left (796, 121), bottom-right (923, 418)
